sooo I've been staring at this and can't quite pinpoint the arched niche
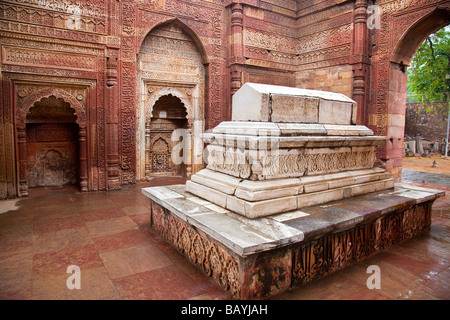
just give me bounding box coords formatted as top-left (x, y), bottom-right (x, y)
top-left (14, 87), bottom-right (89, 196)
top-left (137, 19), bottom-right (206, 180)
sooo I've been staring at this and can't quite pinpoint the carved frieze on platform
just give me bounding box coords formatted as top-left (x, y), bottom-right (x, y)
top-left (150, 201), bottom-right (241, 298)
top-left (206, 146), bottom-right (375, 180)
top-left (143, 184), bottom-right (442, 299)
top-left (292, 203), bottom-right (432, 285)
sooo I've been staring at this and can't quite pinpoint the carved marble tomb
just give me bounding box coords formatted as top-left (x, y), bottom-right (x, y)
top-left (186, 83), bottom-right (394, 218)
top-left (142, 83), bottom-right (444, 299)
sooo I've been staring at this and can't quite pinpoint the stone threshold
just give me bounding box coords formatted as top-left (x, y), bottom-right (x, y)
top-left (142, 183), bottom-right (444, 299)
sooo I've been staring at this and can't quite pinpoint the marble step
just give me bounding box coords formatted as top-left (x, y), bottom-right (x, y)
top-left (186, 170), bottom-right (395, 219)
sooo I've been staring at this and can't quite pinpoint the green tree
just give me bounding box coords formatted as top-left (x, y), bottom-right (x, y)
top-left (407, 26), bottom-right (450, 107)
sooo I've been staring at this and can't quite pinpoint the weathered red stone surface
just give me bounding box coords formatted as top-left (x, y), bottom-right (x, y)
top-left (1, 0), bottom-right (449, 199)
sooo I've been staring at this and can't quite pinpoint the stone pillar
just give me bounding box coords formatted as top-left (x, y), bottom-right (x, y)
top-left (145, 124), bottom-right (151, 178)
top-left (105, 1), bottom-right (121, 190)
top-left (79, 127), bottom-right (88, 192)
top-left (229, 2), bottom-right (245, 96)
top-left (415, 136), bottom-right (424, 154)
top-left (105, 50), bottom-right (120, 190)
top-left (17, 126), bottom-right (28, 197)
top-left (384, 62), bottom-right (408, 176)
top-left (350, 0), bottom-right (370, 125)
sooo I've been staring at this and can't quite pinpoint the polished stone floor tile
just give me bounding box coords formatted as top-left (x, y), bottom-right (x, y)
top-left (32, 267), bottom-right (119, 300)
top-left (99, 243), bottom-right (172, 279)
top-left (0, 238), bottom-right (33, 261)
top-left (0, 178), bottom-right (448, 300)
top-left (112, 265), bottom-right (204, 300)
top-left (32, 244), bottom-right (103, 275)
top-left (79, 208), bottom-right (126, 222)
top-left (32, 227), bottom-right (92, 254)
top-left (85, 216), bottom-right (138, 238)
top-left (93, 228), bottom-right (152, 253)
top-left (33, 215), bottom-right (85, 235)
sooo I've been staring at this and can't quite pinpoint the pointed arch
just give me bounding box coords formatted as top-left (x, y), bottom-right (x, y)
top-left (146, 88), bottom-right (191, 124)
top-left (137, 17), bottom-right (207, 180)
top-left (14, 85), bottom-right (89, 196)
top-left (378, 4), bottom-right (450, 179)
top-left (16, 87), bottom-right (87, 128)
top-left (391, 6), bottom-right (450, 66)
top-left (138, 17), bottom-right (209, 65)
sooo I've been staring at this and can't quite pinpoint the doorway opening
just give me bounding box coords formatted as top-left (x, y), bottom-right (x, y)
top-left (25, 95), bottom-right (79, 189)
top-left (147, 94), bottom-right (188, 177)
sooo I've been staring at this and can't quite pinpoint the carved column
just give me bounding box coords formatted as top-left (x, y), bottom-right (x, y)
top-left (105, 0), bottom-right (121, 190)
top-left (79, 127), bottom-right (88, 192)
top-left (350, 0), bottom-right (371, 125)
top-left (230, 2), bottom-right (244, 95)
top-left (145, 124), bottom-right (151, 178)
top-left (186, 119), bottom-right (194, 178)
top-left (16, 126), bottom-right (28, 197)
top-left (105, 50), bottom-right (120, 190)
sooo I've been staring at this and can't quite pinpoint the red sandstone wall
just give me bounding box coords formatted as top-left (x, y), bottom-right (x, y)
top-left (1, 0), bottom-right (449, 199)
top-left (295, 0), bottom-right (355, 99)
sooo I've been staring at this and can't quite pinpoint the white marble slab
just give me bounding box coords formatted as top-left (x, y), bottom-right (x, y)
top-left (232, 83), bottom-right (356, 124)
top-left (142, 184), bottom-right (444, 257)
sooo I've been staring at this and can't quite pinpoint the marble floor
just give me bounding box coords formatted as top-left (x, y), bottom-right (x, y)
top-left (0, 176), bottom-right (448, 300)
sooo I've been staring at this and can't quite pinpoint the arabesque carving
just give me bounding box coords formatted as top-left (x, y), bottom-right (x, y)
top-left (151, 201), bottom-right (241, 298)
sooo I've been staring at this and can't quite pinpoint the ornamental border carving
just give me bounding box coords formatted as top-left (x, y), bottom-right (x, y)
top-left (15, 84), bottom-right (88, 128)
top-left (150, 200), bottom-right (241, 298)
top-left (2, 46), bottom-right (97, 72)
top-left (292, 203), bottom-right (432, 285)
top-left (206, 148), bottom-right (376, 180)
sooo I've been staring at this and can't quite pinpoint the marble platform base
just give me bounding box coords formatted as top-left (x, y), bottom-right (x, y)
top-left (142, 183), bottom-right (444, 299)
top-left (186, 168), bottom-right (394, 219)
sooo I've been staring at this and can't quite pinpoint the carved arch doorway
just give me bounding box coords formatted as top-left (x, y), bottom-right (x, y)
top-left (146, 94), bottom-right (188, 177)
top-left (137, 20), bottom-right (207, 181)
top-left (25, 96), bottom-right (80, 189)
top-left (15, 90), bottom-right (89, 197)
top-left (379, 6), bottom-right (450, 177)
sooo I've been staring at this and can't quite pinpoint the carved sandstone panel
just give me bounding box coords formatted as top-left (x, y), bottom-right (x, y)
top-left (3, 0), bottom-right (107, 18)
top-left (244, 29), bottom-right (296, 54)
top-left (292, 203), bottom-right (432, 285)
top-left (137, 21), bottom-right (205, 180)
top-left (26, 123), bottom-right (79, 188)
top-left (2, 46), bottom-right (96, 71)
top-left (151, 201), bottom-right (241, 298)
top-left (296, 24), bottom-right (353, 54)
